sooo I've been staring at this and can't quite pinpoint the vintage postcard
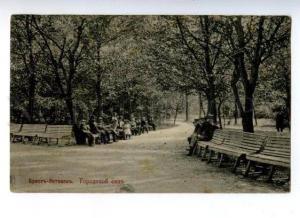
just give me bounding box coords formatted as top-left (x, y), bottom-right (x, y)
top-left (10, 15), bottom-right (291, 193)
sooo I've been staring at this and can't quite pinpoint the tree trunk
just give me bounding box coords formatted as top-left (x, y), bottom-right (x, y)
top-left (234, 102), bottom-right (238, 125)
top-left (95, 42), bottom-right (103, 119)
top-left (198, 92), bottom-right (206, 118)
top-left (284, 71), bottom-right (291, 123)
top-left (203, 16), bottom-right (217, 122)
top-left (96, 72), bottom-right (103, 119)
top-left (129, 96), bottom-right (132, 115)
top-left (217, 102), bottom-right (222, 129)
top-left (241, 92), bottom-right (254, 132)
top-left (173, 103), bottom-right (179, 125)
top-left (164, 105), bottom-right (167, 120)
top-left (286, 88), bottom-right (291, 122)
top-left (232, 81), bottom-right (255, 133)
top-left (27, 84), bottom-right (35, 123)
top-left (253, 102), bottom-right (258, 126)
top-left (65, 97), bottom-right (75, 124)
top-left (198, 92), bottom-right (202, 118)
top-left (231, 71), bottom-right (255, 132)
top-left (185, 92), bottom-right (189, 121)
top-left (25, 16), bottom-right (36, 123)
top-left (232, 17), bottom-right (263, 133)
top-left (27, 61), bottom-right (36, 123)
top-left (206, 92), bottom-right (217, 122)
top-left (222, 105), bottom-right (226, 128)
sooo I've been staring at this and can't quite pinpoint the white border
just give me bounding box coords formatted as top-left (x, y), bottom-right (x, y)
top-left (1, 1), bottom-right (300, 218)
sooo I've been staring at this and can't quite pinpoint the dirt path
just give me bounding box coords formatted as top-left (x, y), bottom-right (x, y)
top-left (10, 122), bottom-right (288, 193)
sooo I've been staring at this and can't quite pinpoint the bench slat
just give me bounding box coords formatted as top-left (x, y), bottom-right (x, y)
top-left (247, 135), bottom-right (290, 168)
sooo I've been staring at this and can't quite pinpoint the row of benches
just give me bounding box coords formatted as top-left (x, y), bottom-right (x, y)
top-left (191, 129), bottom-right (290, 182)
top-left (11, 123), bottom-right (73, 145)
top-left (10, 123), bottom-right (154, 145)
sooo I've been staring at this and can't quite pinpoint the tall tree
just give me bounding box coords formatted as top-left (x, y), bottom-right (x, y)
top-left (85, 16), bottom-right (138, 118)
top-left (175, 16), bottom-right (229, 122)
top-left (222, 16), bottom-right (290, 132)
top-left (33, 15), bottom-right (87, 123)
top-left (11, 15), bottom-right (40, 122)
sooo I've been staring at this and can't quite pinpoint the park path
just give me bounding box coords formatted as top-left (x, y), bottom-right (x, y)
top-left (10, 121), bottom-right (287, 193)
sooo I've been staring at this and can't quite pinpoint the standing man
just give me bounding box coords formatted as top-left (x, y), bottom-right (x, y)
top-left (276, 110), bottom-right (284, 132)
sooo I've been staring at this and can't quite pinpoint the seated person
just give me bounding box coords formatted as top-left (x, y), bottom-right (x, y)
top-left (110, 115), bottom-right (119, 142)
top-left (118, 115), bottom-right (124, 127)
top-left (73, 119), bottom-right (95, 146)
top-left (89, 116), bottom-right (101, 143)
top-left (187, 118), bottom-right (205, 144)
top-left (141, 117), bottom-right (148, 133)
top-left (117, 116), bottom-right (125, 139)
top-left (130, 117), bottom-right (138, 135)
top-left (187, 117), bottom-right (219, 156)
top-left (123, 120), bottom-right (132, 140)
top-left (96, 116), bottom-right (111, 144)
top-left (135, 118), bottom-right (142, 135)
top-left (148, 116), bottom-right (156, 131)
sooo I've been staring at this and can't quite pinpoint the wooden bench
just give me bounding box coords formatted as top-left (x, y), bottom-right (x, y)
top-left (256, 130), bottom-right (290, 137)
top-left (207, 131), bottom-right (267, 172)
top-left (10, 123), bottom-right (22, 133)
top-left (244, 135), bottom-right (290, 181)
top-left (10, 123), bottom-right (22, 141)
top-left (11, 124), bottom-right (47, 143)
top-left (197, 129), bottom-right (231, 160)
top-left (37, 125), bottom-right (73, 145)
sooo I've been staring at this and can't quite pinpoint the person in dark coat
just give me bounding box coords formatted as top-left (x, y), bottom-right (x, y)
top-left (89, 116), bottom-right (99, 134)
top-left (135, 118), bottom-right (142, 135)
top-left (141, 117), bottom-right (148, 134)
top-left (73, 123), bottom-right (86, 144)
top-left (187, 118), bottom-right (218, 156)
top-left (89, 115), bottom-right (105, 144)
top-left (275, 108), bottom-right (290, 132)
top-left (276, 111), bottom-right (285, 132)
top-left (96, 116), bottom-right (110, 144)
top-left (148, 116), bottom-right (156, 131)
top-left (73, 119), bottom-right (95, 146)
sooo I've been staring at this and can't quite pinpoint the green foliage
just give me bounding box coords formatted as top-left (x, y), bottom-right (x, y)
top-left (10, 15), bottom-right (291, 126)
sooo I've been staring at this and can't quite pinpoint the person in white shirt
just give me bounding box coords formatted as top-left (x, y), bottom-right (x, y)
top-left (123, 119), bottom-right (132, 140)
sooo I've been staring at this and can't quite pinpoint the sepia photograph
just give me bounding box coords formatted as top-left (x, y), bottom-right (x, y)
top-left (10, 15), bottom-right (291, 193)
